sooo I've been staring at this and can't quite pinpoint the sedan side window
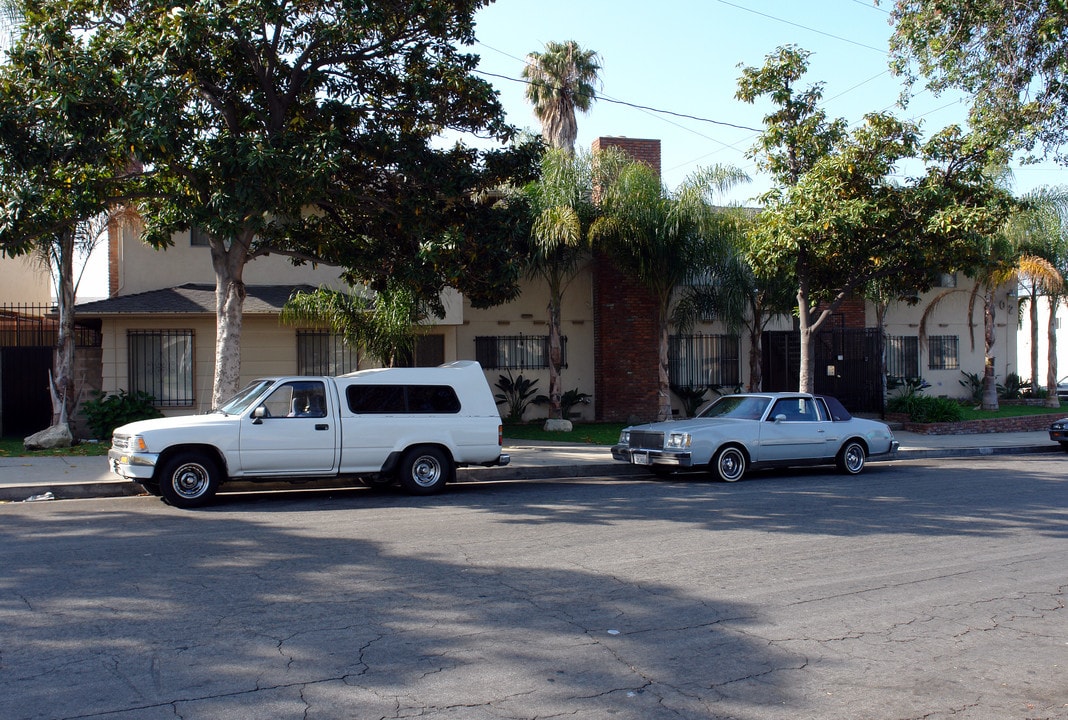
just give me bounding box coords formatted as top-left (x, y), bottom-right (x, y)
top-left (771, 398), bottom-right (818, 422)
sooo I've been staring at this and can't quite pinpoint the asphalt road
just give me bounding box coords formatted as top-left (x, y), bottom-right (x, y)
top-left (2, 456), bottom-right (1066, 720)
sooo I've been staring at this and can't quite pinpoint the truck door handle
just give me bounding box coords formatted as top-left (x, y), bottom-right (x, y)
top-left (315, 424), bottom-right (329, 431)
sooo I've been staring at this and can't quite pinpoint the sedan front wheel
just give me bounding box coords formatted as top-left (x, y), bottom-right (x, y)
top-left (712, 445), bottom-right (747, 482)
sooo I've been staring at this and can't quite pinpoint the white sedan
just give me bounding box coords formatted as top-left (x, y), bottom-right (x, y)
top-left (612, 393), bottom-right (899, 482)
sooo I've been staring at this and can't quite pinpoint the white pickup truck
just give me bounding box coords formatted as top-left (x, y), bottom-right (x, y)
top-left (108, 361), bottom-right (509, 507)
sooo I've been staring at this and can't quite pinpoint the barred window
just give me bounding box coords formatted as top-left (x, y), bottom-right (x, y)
top-left (128, 330), bottom-right (194, 406)
top-left (886, 336), bottom-right (920, 379)
top-left (297, 331), bottom-right (358, 376)
top-left (928, 335), bottom-right (959, 370)
top-left (669, 334), bottom-right (740, 389)
top-left (474, 335), bottom-right (564, 370)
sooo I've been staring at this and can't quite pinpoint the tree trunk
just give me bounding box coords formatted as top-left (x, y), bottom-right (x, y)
top-left (981, 293), bottom-right (999, 411)
top-left (1029, 290), bottom-right (1040, 395)
top-left (747, 318), bottom-right (762, 392)
top-left (546, 286), bottom-right (563, 421)
top-left (1045, 295), bottom-right (1061, 408)
top-left (209, 234), bottom-right (250, 408)
top-left (657, 309), bottom-right (672, 422)
top-left (52, 228), bottom-right (77, 427)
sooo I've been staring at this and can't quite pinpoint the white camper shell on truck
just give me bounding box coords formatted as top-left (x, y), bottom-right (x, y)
top-left (108, 361), bottom-right (509, 507)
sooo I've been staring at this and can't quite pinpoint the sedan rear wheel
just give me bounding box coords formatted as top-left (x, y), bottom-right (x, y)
top-left (836, 440), bottom-right (867, 475)
top-left (712, 445), bottom-right (747, 482)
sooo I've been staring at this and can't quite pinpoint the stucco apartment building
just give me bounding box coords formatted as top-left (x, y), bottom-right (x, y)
top-left (66, 137), bottom-right (1017, 433)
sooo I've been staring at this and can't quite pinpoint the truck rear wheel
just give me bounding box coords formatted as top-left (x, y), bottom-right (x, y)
top-left (398, 446), bottom-right (452, 495)
top-left (158, 451), bottom-right (221, 508)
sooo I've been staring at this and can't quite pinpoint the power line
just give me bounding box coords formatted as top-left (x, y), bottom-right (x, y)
top-left (712, 0), bottom-right (887, 54)
top-left (473, 68), bottom-right (764, 133)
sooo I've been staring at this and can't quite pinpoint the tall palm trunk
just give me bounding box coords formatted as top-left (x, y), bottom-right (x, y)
top-left (1046, 295), bottom-right (1061, 407)
top-left (981, 290), bottom-right (999, 411)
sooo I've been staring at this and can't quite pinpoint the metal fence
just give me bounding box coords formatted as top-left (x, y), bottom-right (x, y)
top-left (0, 304), bottom-right (102, 348)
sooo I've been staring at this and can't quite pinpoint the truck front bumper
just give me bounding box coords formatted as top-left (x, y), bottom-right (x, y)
top-left (108, 448), bottom-right (158, 480)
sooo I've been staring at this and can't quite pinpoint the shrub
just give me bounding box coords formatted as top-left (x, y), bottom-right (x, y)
top-left (493, 371), bottom-right (540, 423)
top-left (81, 389), bottom-right (163, 440)
top-left (899, 395), bottom-right (965, 423)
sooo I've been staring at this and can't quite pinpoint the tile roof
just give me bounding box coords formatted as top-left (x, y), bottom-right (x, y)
top-left (76, 283), bottom-right (319, 316)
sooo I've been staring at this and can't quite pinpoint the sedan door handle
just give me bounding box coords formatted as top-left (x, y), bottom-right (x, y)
top-left (315, 424), bottom-right (329, 431)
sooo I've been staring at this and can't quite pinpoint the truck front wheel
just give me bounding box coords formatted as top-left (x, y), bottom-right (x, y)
top-left (398, 446), bottom-right (452, 495)
top-left (158, 451), bottom-right (221, 508)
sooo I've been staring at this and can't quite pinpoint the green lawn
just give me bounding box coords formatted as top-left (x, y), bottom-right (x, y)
top-left (0, 437), bottom-right (110, 457)
top-left (957, 403), bottom-right (1067, 421)
top-left (503, 423), bottom-right (626, 446)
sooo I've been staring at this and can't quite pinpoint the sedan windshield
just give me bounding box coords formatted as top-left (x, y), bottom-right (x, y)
top-left (217, 380), bottom-right (275, 415)
top-left (697, 395), bottom-right (769, 420)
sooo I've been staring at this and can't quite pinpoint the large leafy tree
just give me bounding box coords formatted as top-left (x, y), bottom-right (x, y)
top-left (17, 0), bottom-right (532, 408)
top-left (592, 162), bottom-right (749, 421)
top-left (522, 40), bottom-right (601, 152)
top-left (887, 0), bottom-right (1068, 163)
top-left (739, 46), bottom-right (1015, 394)
top-left (0, 4), bottom-right (142, 431)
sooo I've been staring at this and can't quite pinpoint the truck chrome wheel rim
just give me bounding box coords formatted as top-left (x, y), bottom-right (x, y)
top-left (411, 455), bottom-right (443, 487)
top-left (172, 463), bottom-right (210, 498)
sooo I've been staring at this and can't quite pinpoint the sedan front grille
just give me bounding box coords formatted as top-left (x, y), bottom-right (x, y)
top-left (628, 430), bottom-right (665, 450)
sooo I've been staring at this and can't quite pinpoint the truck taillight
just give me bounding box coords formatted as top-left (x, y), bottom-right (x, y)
top-left (498, 424), bottom-right (503, 446)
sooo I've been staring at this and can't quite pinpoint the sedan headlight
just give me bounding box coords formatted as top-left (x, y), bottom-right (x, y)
top-left (667, 432), bottom-right (691, 449)
top-left (618, 430), bottom-right (631, 445)
top-left (1052, 420), bottom-right (1067, 431)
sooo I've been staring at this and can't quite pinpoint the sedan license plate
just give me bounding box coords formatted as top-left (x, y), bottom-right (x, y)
top-left (632, 451), bottom-right (649, 465)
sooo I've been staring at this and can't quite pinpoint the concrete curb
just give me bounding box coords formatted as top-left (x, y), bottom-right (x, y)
top-left (0, 443), bottom-right (1059, 504)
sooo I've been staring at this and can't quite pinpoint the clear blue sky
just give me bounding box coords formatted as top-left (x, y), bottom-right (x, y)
top-left (76, 0), bottom-right (1068, 297)
top-left (469, 0), bottom-right (1067, 204)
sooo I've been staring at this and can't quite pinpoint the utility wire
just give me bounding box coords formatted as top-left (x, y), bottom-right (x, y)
top-left (712, 0), bottom-right (887, 54)
top-left (473, 69), bottom-right (763, 133)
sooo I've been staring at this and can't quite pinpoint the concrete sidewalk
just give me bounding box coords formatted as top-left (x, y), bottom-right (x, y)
top-left (0, 429), bottom-right (1060, 503)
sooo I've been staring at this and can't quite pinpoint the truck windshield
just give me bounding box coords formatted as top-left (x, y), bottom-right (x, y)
top-left (217, 380), bottom-right (275, 415)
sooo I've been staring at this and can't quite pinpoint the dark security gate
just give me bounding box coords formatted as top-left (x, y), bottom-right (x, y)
top-left (0, 347), bottom-right (52, 436)
top-left (763, 329), bottom-right (884, 414)
top-left (0, 304), bottom-right (102, 437)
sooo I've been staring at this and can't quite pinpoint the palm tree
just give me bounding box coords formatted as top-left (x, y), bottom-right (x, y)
top-left (280, 282), bottom-right (428, 368)
top-left (0, 0), bottom-right (20, 53)
top-left (592, 162), bottom-right (750, 421)
top-left (520, 146), bottom-right (632, 428)
top-left (921, 236), bottom-right (1061, 411)
top-left (700, 219), bottom-right (796, 391)
top-left (522, 41), bottom-right (601, 153)
top-left (1006, 186), bottom-right (1068, 405)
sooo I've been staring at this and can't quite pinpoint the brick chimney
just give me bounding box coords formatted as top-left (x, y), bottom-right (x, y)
top-left (591, 137), bottom-right (662, 422)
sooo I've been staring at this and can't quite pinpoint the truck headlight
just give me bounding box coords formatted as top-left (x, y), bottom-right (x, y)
top-left (667, 432), bottom-right (691, 449)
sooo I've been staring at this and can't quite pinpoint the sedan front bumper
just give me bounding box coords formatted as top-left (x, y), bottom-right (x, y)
top-left (611, 445), bottom-right (694, 467)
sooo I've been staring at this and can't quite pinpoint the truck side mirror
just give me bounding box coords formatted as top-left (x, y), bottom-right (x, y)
top-left (252, 406), bottom-right (268, 425)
